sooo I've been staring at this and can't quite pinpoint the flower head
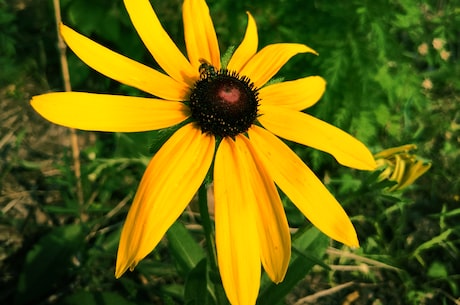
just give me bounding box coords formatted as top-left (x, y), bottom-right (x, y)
top-left (417, 42), bottom-right (429, 56)
top-left (31, 0), bottom-right (376, 304)
top-left (440, 49), bottom-right (451, 61)
top-left (375, 144), bottom-right (431, 191)
top-left (432, 38), bottom-right (446, 50)
top-left (422, 78), bottom-right (433, 90)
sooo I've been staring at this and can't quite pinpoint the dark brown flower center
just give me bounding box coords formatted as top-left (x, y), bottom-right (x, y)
top-left (189, 64), bottom-right (259, 138)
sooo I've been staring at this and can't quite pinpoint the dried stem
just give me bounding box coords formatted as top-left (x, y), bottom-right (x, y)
top-left (326, 247), bottom-right (402, 272)
top-left (293, 281), bottom-right (355, 305)
top-left (52, 0), bottom-right (84, 207)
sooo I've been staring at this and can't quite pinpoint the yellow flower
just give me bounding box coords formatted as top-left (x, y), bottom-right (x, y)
top-left (417, 42), bottom-right (429, 56)
top-left (432, 38), bottom-right (445, 51)
top-left (440, 49), bottom-right (451, 61)
top-left (31, 0), bottom-right (376, 304)
top-left (422, 78), bottom-right (433, 90)
top-left (375, 144), bottom-right (431, 191)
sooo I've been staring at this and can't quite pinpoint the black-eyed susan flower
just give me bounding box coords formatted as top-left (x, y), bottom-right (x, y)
top-left (31, 0), bottom-right (376, 304)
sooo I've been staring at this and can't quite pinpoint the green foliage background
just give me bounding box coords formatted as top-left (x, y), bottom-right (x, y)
top-left (1, 0), bottom-right (459, 304)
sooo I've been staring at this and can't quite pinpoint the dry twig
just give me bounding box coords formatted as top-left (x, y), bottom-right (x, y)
top-left (293, 281), bottom-right (355, 305)
top-left (52, 0), bottom-right (84, 208)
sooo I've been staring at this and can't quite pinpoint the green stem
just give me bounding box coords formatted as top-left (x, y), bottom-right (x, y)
top-left (198, 183), bottom-right (228, 305)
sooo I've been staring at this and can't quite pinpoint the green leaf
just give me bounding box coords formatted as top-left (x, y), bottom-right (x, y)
top-left (62, 291), bottom-right (136, 305)
top-left (42, 205), bottom-right (80, 215)
top-left (166, 221), bottom-right (205, 275)
top-left (167, 222), bottom-right (221, 304)
top-left (257, 226), bottom-right (329, 305)
top-left (427, 261), bottom-right (448, 278)
top-left (162, 284), bottom-right (186, 303)
top-left (149, 124), bottom-right (184, 156)
top-left (184, 259), bottom-right (216, 305)
top-left (411, 229), bottom-right (452, 266)
top-left (67, 0), bottom-right (106, 34)
top-left (15, 224), bottom-right (87, 305)
top-left (220, 46), bottom-right (235, 69)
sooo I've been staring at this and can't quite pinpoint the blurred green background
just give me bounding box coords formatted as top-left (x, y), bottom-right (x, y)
top-left (1, 0), bottom-right (459, 304)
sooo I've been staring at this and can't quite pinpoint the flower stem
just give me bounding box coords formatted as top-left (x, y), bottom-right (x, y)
top-left (198, 183), bottom-right (228, 305)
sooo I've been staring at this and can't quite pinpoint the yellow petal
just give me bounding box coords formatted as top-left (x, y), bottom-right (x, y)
top-left (389, 154), bottom-right (405, 183)
top-left (123, 0), bottom-right (197, 85)
top-left (239, 136), bottom-right (290, 283)
top-left (239, 43), bottom-right (317, 88)
top-left (60, 24), bottom-right (189, 101)
top-left (183, 0), bottom-right (220, 69)
top-left (248, 126), bottom-right (359, 247)
top-left (259, 76), bottom-right (326, 111)
top-left (31, 92), bottom-right (189, 132)
top-left (227, 12), bottom-right (258, 72)
top-left (374, 144), bottom-right (417, 159)
top-left (214, 137), bottom-right (260, 305)
top-left (258, 105), bottom-right (377, 170)
top-left (116, 124), bottom-right (215, 278)
top-left (398, 160), bottom-right (431, 190)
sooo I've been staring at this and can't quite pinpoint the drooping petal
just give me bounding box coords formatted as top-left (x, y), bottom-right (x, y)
top-left (259, 76), bottom-right (326, 111)
top-left (60, 24), bottom-right (189, 101)
top-left (258, 105), bottom-right (377, 170)
top-left (374, 144), bottom-right (417, 159)
top-left (116, 124), bottom-right (215, 278)
top-left (31, 92), bottom-right (189, 132)
top-left (123, 0), bottom-right (197, 85)
top-left (239, 43), bottom-right (317, 89)
top-left (183, 0), bottom-right (220, 69)
top-left (397, 159), bottom-right (431, 190)
top-left (214, 137), bottom-right (260, 305)
top-left (248, 126), bottom-right (359, 247)
top-left (227, 12), bottom-right (258, 72)
top-left (239, 136), bottom-right (290, 283)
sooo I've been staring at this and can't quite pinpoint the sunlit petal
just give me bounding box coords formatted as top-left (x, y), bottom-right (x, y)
top-left (259, 105), bottom-right (377, 170)
top-left (60, 24), bottom-right (189, 101)
top-left (123, 0), bottom-right (197, 85)
top-left (115, 124), bottom-right (215, 278)
top-left (240, 43), bottom-right (317, 88)
top-left (227, 12), bottom-right (258, 72)
top-left (239, 136), bottom-right (290, 283)
top-left (31, 92), bottom-right (189, 132)
top-left (259, 76), bottom-right (326, 111)
top-left (248, 126), bottom-right (359, 247)
top-left (214, 137), bottom-right (260, 305)
top-left (183, 0), bottom-right (220, 69)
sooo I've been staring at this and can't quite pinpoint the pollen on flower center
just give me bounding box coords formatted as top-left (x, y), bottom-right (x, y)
top-left (219, 86), bottom-right (240, 104)
top-left (189, 66), bottom-right (259, 138)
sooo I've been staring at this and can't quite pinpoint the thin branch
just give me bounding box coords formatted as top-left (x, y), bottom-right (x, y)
top-left (52, 0), bottom-right (84, 208)
top-left (435, 289), bottom-right (460, 305)
top-left (326, 247), bottom-right (402, 272)
top-left (293, 281), bottom-right (355, 305)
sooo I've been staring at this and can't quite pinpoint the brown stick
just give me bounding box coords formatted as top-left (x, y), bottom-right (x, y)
top-left (293, 281), bottom-right (355, 305)
top-left (52, 0), bottom-right (84, 207)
